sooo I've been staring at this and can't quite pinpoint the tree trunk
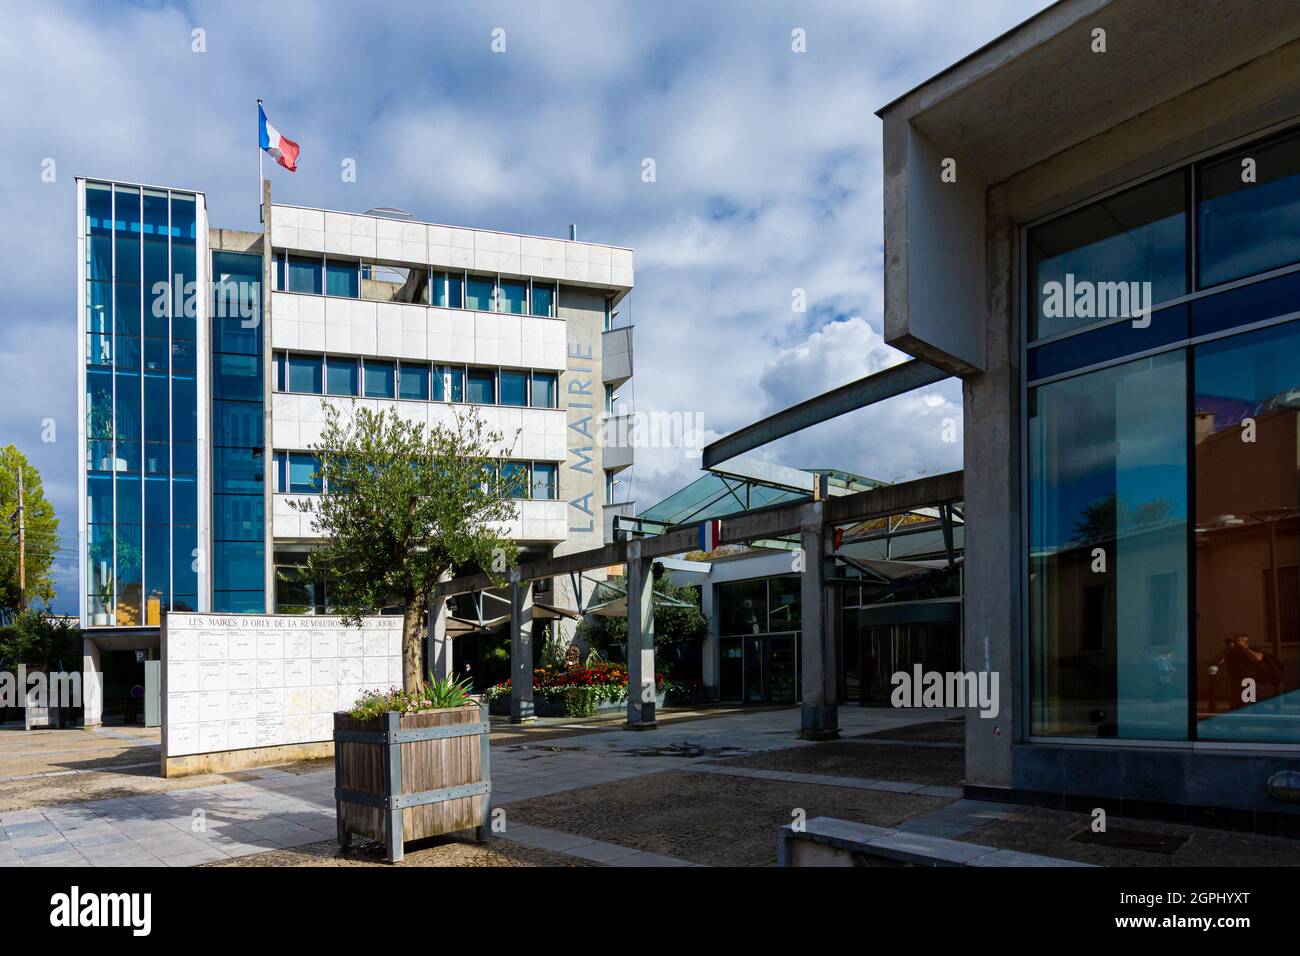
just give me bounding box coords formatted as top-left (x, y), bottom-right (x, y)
top-left (402, 594), bottom-right (427, 693)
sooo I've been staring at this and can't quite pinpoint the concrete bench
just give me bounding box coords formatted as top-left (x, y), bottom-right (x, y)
top-left (777, 816), bottom-right (1094, 867)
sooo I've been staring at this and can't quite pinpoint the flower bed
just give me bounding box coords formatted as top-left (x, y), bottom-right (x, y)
top-left (486, 663), bottom-right (678, 718)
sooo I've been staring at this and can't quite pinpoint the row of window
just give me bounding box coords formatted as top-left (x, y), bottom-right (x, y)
top-left (273, 451), bottom-right (559, 500)
top-left (274, 251), bottom-right (558, 317)
top-left (1028, 126), bottom-right (1300, 341)
top-left (272, 351), bottom-right (559, 408)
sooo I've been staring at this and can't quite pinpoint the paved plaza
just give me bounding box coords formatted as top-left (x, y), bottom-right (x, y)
top-left (3, 707), bottom-right (1300, 867)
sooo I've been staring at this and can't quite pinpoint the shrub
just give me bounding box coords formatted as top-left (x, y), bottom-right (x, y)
top-left (348, 674), bottom-right (475, 720)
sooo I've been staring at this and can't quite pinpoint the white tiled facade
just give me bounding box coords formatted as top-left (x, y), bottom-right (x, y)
top-left (266, 203), bottom-right (634, 605)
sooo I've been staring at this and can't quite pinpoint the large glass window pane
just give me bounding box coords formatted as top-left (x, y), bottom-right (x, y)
top-left (465, 275), bottom-right (494, 312)
top-left (362, 262), bottom-right (427, 303)
top-left (445, 366), bottom-right (464, 402)
top-left (113, 186), bottom-right (141, 279)
top-left (363, 359), bottom-right (395, 398)
top-left (531, 282), bottom-right (555, 317)
top-left (499, 369), bottom-right (527, 407)
top-left (531, 372), bottom-right (557, 408)
top-left (501, 461), bottom-right (530, 498)
top-left (719, 579), bottom-right (769, 636)
top-left (467, 368), bottom-right (495, 405)
top-left (286, 254), bottom-right (322, 294)
top-left (531, 462), bottom-right (557, 500)
top-left (1194, 319), bottom-right (1300, 742)
top-left (1198, 131), bottom-right (1300, 289)
top-left (213, 353), bottom-right (261, 401)
top-left (498, 279), bottom-right (526, 314)
top-left (1028, 171), bottom-right (1188, 340)
top-left (768, 576), bottom-right (802, 631)
top-left (326, 356), bottom-right (359, 396)
top-left (447, 272), bottom-right (464, 309)
top-left (398, 363), bottom-right (430, 401)
top-left (288, 453), bottom-right (321, 494)
top-left (287, 354), bottom-right (323, 393)
top-left (325, 258), bottom-right (359, 298)
top-left (1029, 351), bottom-right (1188, 739)
top-left (86, 182), bottom-right (113, 282)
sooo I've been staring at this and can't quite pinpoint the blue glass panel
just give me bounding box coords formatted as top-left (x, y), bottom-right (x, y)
top-left (86, 182), bottom-right (113, 281)
top-left (530, 372), bottom-right (557, 408)
top-left (532, 462), bottom-right (557, 500)
top-left (142, 190), bottom-right (169, 294)
top-left (172, 339), bottom-right (197, 373)
top-left (1029, 171), bottom-right (1188, 340)
top-left (431, 272), bottom-right (448, 308)
top-left (114, 284), bottom-right (141, 336)
top-left (142, 442), bottom-right (168, 477)
top-left (289, 453), bottom-right (321, 493)
top-left (113, 186), bottom-right (141, 278)
top-left (144, 522), bottom-right (169, 607)
top-left (213, 400), bottom-right (263, 446)
top-left (170, 194), bottom-right (197, 287)
top-left (1190, 268), bottom-right (1300, 340)
top-left (213, 590), bottom-right (266, 614)
top-left (287, 255), bottom-right (322, 294)
top-left (142, 371), bottom-right (169, 442)
top-left (288, 354), bottom-right (323, 393)
top-left (448, 273), bottom-right (464, 309)
top-left (173, 441), bottom-right (197, 477)
top-left (213, 494), bottom-right (264, 541)
top-left (214, 542), bottom-right (264, 592)
top-left (172, 373), bottom-right (197, 443)
top-left (1029, 351), bottom-right (1189, 739)
top-left (144, 473), bottom-right (168, 525)
top-left (499, 279), bottom-right (526, 314)
top-left (531, 283), bottom-right (555, 317)
top-left (467, 369), bottom-right (495, 404)
top-left (325, 259), bottom-right (359, 298)
top-left (1028, 304), bottom-right (1188, 381)
top-left (212, 353), bottom-right (261, 401)
top-left (499, 370), bottom-right (527, 406)
top-left (326, 357), bottom-right (359, 396)
top-left (86, 474), bottom-right (112, 526)
top-left (501, 461), bottom-right (529, 498)
top-left (466, 276), bottom-right (493, 312)
top-left (116, 524), bottom-right (143, 623)
top-left (172, 525), bottom-right (198, 605)
top-left (114, 367), bottom-right (141, 449)
top-left (1198, 131), bottom-right (1300, 288)
top-left (213, 447), bottom-right (264, 494)
top-left (444, 366), bottom-right (464, 402)
top-left (364, 359), bottom-right (395, 398)
top-left (142, 337), bottom-right (167, 371)
top-left (172, 475), bottom-right (197, 526)
top-left (399, 363), bottom-right (429, 400)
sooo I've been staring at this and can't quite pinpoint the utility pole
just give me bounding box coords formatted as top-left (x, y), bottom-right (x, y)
top-left (16, 463), bottom-right (25, 613)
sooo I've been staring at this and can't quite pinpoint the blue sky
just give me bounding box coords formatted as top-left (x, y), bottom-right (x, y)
top-left (0, 0), bottom-right (1052, 613)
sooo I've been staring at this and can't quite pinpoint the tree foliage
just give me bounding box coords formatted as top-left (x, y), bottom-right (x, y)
top-left (578, 575), bottom-right (707, 654)
top-left (0, 609), bottom-right (80, 670)
top-left (290, 403), bottom-right (519, 691)
top-left (0, 445), bottom-right (59, 616)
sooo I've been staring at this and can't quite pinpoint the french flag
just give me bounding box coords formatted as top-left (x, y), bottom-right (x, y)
top-left (258, 101), bottom-right (300, 172)
top-left (698, 519), bottom-right (721, 552)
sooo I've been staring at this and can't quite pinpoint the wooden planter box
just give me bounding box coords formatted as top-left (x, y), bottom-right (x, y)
top-left (334, 698), bottom-right (491, 863)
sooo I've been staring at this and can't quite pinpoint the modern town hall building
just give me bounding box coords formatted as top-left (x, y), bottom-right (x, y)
top-left (880, 0), bottom-right (1300, 829)
top-left (75, 177), bottom-right (634, 725)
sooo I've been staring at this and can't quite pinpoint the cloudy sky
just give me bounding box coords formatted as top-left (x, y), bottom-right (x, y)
top-left (0, 0), bottom-right (1051, 613)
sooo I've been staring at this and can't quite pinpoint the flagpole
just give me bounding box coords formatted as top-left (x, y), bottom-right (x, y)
top-left (257, 99), bottom-right (264, 224)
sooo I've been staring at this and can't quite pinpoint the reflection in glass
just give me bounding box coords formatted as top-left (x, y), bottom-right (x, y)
top-left (1029, 351), bottom-right (1188, 738)
top-left (1195, 319), bottom-right (1300, 741)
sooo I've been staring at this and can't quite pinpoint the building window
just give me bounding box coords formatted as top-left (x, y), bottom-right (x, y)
top-left (1027, 170), bottom-right (1188, 340)
top-left (532, 462), bottom-right (558, 500)
top-left (1193, 318), bottom-right (1300, 742)
top-left (441, 365), bottom-right (465, 402)
top-left (501, 461), bottom-right (530, 499)
top-left (283, 452), bottom-right (322, 494)
top-left (465, 274), bottom-right (494, 312)
top-left (467, 368), bottom-right (495, 404)
top-left (499, 369), bottom-right (527, 407)
top-left (531, 282), bottom-right (556, 317)
top-left (1197, 129), bottom-right (1300, 289)
top-left (498, 278), bottom-right (527, 314)
top-left (447, 272), bottom-right (464, 309)
top-left (326, 356), bottom-right (359, 396)
top-left (398, 361), bottom-right (430, 401)
top-left (325, 258), bottom-right (360, 298)
top-left (362, 261), bottom-right (428, 304)
top-left (1028, 351), bottom-right (1189, 739)
top-left (532, 372), bottom-right (558, 408)
top-left (363, 359), bottom-right (396, 399)
top-left (286, 254), bottom-right (323, 295)
top-left (287, 353), bottom-right (323, 393)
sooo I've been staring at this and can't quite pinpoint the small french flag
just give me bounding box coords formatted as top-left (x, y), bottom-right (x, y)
top-left (698, 519), bottom-right (721, 552)
top-left (258, 101), bottom-right (300, 172)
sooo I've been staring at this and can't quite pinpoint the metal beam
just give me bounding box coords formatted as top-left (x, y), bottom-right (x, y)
top-left (701, 359), bottom-right (950, 469)
top-left (435, 471), bottom-right (963, 599)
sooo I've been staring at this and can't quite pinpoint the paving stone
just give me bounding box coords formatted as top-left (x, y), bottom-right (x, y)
top-left (564, 840), bottom-right (641, 863)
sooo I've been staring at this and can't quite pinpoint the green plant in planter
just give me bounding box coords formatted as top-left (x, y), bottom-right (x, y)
top-left (347, 673), bottom-right (476, 720)
top-left (560, 685), bottom-right (600, 718)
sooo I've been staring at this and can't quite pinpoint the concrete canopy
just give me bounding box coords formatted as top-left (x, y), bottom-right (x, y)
top-left (877, 0), bottom-right (1300, 375)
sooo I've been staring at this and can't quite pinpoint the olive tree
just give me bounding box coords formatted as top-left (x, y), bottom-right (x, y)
top-left (291, 403), bottom-right (519, 691)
